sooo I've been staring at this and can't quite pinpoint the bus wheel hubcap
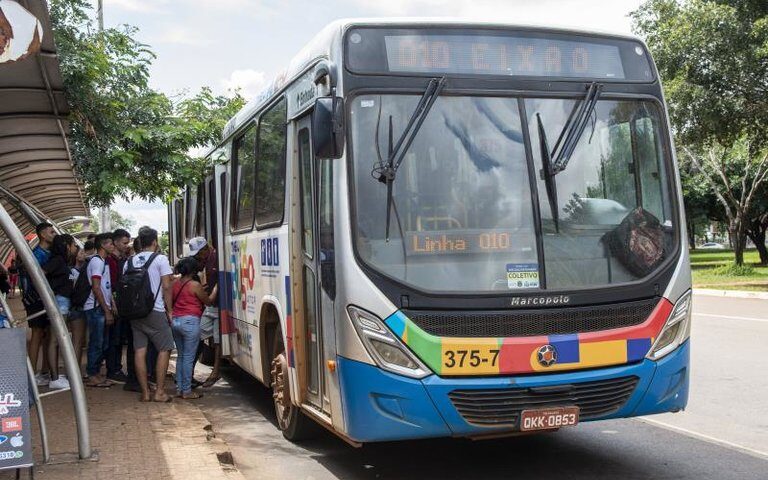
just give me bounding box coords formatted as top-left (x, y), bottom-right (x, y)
top-left (270, 352), bottom-right (291, 429)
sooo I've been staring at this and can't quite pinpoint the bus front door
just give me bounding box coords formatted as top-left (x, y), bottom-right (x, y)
top-left (296, 116), bottom-right (330, 414)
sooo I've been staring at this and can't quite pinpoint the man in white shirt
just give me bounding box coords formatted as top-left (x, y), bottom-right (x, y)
top-left (125, 227), bottom-right (175, 402)
top-left (84, 233), bottom-right (116, 387)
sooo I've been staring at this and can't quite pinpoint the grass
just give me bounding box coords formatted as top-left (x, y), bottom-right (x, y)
top-left (689, 248), bottom-right (768, 291)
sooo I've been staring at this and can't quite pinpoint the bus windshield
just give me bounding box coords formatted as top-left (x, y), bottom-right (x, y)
top-left (350, 94), bottom-right (676, 293)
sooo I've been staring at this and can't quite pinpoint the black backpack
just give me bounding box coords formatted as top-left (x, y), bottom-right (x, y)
top-left (71, 257), bottom-right (103, 309)
top-left (115, 253), bottom-right (159, 321)
top-left (603, 207), bottom-right (665, 277)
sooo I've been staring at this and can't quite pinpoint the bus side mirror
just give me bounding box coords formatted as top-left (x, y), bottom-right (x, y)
top-left (312, 97), bottom-right (344, 159)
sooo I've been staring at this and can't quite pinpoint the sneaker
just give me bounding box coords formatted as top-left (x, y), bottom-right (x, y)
top-left (107, 372), bottom-right (129, 383)
top-left (49, 376), bottom-right (70, 390)
top-left (35, 373), bottom-right (50, 387)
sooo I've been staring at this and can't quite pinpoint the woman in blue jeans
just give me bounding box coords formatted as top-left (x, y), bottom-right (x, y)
top-left (171, 257), bottom-right (217, 399)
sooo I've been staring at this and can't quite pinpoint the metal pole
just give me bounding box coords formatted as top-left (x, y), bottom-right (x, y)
top-left (0, 204), bottom-right (91, 459)
top-left (27, 359), bottom-right (50, 463)
top-left (97, 0), bottom-right (104, 32)
top-left (0, 294), bottom-right (49, 462)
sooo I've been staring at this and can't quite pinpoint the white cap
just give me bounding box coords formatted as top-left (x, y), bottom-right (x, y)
top-left (188, 237), bottom-right (207, 256)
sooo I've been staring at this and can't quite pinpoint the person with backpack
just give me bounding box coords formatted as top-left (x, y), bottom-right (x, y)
top-left (67, 245), bottom-right (87, 368)
top-left (25, 222), bottom-right (56, 386)
top-left (83, 233), bottom-right (116, 387)
top-left (118, 227), bottom-right (175, 403)
top-left (42, 234), bottom-right (77, 390)
top-left (171, 257), bottom-right (217, 400)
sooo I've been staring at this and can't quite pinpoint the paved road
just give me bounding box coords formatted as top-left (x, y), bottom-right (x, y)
top-left (195, 294), bottom-right (768, 480)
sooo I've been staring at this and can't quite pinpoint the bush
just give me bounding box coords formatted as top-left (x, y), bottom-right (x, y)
top-left (712, 264), bottom-right (755, 277)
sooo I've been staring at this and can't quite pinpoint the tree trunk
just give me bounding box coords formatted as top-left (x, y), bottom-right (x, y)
top-left (730, 218), bottom-right (747, 266)
top-left (687, 217), bottom-right (696, 250)
top-left (746, 218), bottom-right (768, 265)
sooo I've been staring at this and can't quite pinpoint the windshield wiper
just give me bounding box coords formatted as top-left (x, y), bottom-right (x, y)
top-left (376, 76), bottom-right (447, 241)
top-left (537, 82), bottom-right (603, 232)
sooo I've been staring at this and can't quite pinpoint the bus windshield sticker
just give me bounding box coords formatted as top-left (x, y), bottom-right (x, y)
top-left (506, 263), bottom-right (540, 289)
top-left (360, 99), bottom-right (375, 108)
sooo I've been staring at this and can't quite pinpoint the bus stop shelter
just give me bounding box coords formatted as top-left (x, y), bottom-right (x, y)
top-left (0, 0), bottom-right (91, 463)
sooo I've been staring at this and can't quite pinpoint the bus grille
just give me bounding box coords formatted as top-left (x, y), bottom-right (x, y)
top-left (403, 298), bottom-right (658, 337)
top-left (448, 376), bottom-right (639, 427)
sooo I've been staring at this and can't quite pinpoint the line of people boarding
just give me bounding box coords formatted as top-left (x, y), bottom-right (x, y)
top-left (16, 223), bottom-right (221, 401)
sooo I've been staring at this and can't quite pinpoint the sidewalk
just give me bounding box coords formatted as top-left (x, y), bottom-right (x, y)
top-left (0, 384), bottom-right (246, 480)
top-left (1, 294), bottom-right (247, 480)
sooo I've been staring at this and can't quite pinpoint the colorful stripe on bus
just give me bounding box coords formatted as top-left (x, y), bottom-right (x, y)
top-left (384, 299), bottom-right (673, 376)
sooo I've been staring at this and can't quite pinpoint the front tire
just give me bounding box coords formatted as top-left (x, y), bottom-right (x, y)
top-left (270, 329), bottom-right (316, 441)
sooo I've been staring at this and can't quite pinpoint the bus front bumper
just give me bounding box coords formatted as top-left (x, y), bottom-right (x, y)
top-left (336, 340), bottom-right (689, 442)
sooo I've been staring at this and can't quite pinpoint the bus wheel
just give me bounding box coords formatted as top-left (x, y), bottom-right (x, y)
top-left (269, 332), bottom-right (316, 441)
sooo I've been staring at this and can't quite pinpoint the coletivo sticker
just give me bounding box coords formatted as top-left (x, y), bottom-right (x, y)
top-left (506, 263), bottom-right (540, 289)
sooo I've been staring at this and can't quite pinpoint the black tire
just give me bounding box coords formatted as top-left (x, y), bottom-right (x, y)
top-left (270, 326), bottom-right (318, 441)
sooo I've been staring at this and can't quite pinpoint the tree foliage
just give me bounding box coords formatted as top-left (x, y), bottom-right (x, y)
top-left (632, 1), bottom-right (768, 264)
top-left (632, 0), bottom-right (768, 148)
top-left (50, 0), bottom-right (245, 206)
top-left (684, 139), bottom-right (768, 265)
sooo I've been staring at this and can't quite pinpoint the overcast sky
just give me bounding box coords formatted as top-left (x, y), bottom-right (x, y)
top-left (106, 0), bottom-right (646, 234)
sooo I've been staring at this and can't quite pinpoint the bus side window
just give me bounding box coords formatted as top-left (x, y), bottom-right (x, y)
top-left (220, 171), bottom-right (228, 236)
top-left (196, 181), bottom-right (206, 237)
top-left (208, 177), bottom-right (218, 249)
top-left (231, 123), bottom-right (258, 232)
top-left (255, 98), bottom-right (287, 227)
top-left (319, 159), bottom-right (335, 298)
top-left (174, 199), bottom-right (184, 258)
top-left (184, 186), bottom-right (195, 241)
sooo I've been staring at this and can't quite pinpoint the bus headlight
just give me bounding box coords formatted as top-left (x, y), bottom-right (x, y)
top-left (647, 291), bottom-right (692, 361)
top-left (347, 306), bottom-right (431, 379)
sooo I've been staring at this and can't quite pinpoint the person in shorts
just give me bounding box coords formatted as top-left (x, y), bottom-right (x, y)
top-left (67, 245), bottom-right (87, 368)
top-left (126, 227), bottom-right (175, 402)
top-left (25, 222), bottom-right (55, 386)
top-left (42, 234), bottom-right (77, 390)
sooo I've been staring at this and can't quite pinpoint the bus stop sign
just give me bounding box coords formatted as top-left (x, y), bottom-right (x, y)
top-left (0, 328), bottom-right (32, 470)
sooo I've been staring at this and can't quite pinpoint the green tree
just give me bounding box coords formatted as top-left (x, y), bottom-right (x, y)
top-left (632, 0), bottom-right (768, 264)
top-left (159, 231), bottom-right (169, 255)
top-left (684, 139), bottom-right (768, 265)
top-left (50, 0), bottom-right (245, 206)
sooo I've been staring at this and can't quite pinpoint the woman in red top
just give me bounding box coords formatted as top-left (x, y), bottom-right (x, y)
top-left (171, 257), bottom-right (217, 399)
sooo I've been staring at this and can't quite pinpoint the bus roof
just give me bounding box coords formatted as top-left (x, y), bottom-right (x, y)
top-left (218, 18), bottom-right (644, 150)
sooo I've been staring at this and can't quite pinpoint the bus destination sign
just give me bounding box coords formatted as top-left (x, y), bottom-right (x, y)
top-left (405, 229), bottom-right (525, 256)
top-left (386, 35), bottom-right (624, 78)
top-left (346, 28), bottom-right (654, 81)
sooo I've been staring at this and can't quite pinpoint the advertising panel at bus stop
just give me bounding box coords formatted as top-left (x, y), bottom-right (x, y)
top-left (0, 329), bottom-right (33, 470)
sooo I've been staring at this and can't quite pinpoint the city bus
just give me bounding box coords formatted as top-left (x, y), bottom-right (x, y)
top-left (168, 19), bottom-right (691, 444)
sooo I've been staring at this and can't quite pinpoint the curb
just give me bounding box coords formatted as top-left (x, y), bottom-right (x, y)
top-left (693, 288), bottom-right (768, 300)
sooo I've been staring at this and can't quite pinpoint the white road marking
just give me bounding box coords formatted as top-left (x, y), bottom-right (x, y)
top-left (693, 312), bottom-right (768, 323)
top-left (638, 418), bottom-right (768, 460)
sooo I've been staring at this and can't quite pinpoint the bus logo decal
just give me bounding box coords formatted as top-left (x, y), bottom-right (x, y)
top-left (536, 345), bottom-right (558, 367)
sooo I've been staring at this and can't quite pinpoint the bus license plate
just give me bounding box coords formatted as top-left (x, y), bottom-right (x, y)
top-left (520, 406), bottom-right (580, 431)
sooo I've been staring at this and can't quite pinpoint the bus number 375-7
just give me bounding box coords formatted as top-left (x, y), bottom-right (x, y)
top-left (444, 349), bottom-right (500, 368)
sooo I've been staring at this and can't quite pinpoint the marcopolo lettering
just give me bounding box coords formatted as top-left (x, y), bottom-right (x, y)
top-left (296, 86), bottom-right (315, 109)
top-left (510, 295), bottom-right (570, 307)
